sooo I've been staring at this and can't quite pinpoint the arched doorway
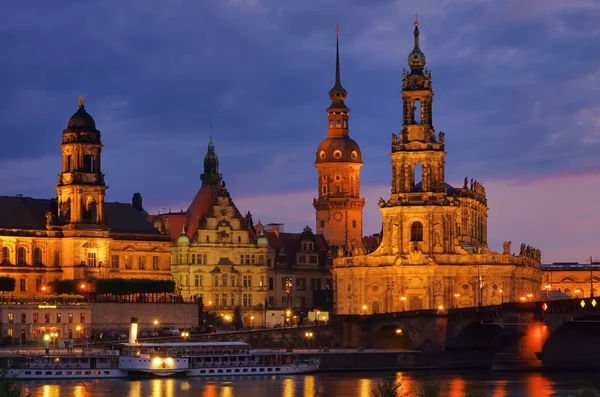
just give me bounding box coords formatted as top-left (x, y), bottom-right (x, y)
top-left (409, 296), bottom-right (422, 310)
top-left (371, 301), bottom-right (380, 314)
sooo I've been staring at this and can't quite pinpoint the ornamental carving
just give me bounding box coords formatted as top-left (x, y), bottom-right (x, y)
top-left (83, 240), bottom-right (99, 248)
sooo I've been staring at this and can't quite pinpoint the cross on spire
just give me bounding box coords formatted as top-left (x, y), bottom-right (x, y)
top-left (415, 13), bottom-right (419, 26)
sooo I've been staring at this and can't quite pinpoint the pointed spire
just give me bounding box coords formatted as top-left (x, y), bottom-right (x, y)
top-left (329, 24), bottom-right (347, 100)
top-left (181, 224), bottom-right (187, 236)
top-left (78, 95), bottom-right (85, 108)
top-left (334, 24), bottom-right (341, 88)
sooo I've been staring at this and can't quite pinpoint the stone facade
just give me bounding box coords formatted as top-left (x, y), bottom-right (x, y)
top-left (332, 22), bottom-right (542, 315)
top-left (262, 223), bottom-right (333, 310)
top-left (148, 141), bottom-right (269, 324)
top-left (541, 262), bottom-right (600, 298)
top-left (0, 98), bottom-right (172, 297)
top-left (91, 302), bottom-right (198, 332)
top-left (0, 302), bottom-right (91, 342)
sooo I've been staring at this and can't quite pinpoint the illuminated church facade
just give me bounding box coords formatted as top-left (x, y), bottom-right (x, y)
top-left (330, 22), bottom-right (542, 314)
top-left (0, 97), bottom-right (172, 297)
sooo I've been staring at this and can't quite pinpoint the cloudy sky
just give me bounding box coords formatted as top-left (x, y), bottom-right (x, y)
top-left (1, 0), bottom-right (599, 263)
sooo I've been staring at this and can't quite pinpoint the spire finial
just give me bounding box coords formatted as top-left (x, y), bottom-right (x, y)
top-left (415, 13), bottom-right (419, 27)
top-left (209, 124), bottom-right (213, 142)
top-left (335, 24), bottom-right (339, 37)
top-left (78, 95), bottom-right (85, 107)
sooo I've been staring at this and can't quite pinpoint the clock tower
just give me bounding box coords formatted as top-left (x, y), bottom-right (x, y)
top-left (313, 26), bottom-right (365, 250)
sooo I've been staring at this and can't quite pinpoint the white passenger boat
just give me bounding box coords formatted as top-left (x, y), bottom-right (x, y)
top-left (119, 341), bottom-right (321, 378)
top-left (2, 353), bottom-right (126, 379)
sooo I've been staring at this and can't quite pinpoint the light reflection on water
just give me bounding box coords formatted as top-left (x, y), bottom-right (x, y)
top-left (25, 371), bottom-right (600, 397)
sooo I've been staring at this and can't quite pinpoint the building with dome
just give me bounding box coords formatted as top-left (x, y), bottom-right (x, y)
top-left (331, 22), bottom-right (542, 315)
top-left (0, 97), bottom-right (172, 298)
top-left (148, 140), bottom-right (270, 322)
top-left (313, 27), bottom-right (365, 251)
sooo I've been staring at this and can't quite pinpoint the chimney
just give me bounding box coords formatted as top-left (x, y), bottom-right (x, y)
top-left (129, 317), bottom-right (138, 344)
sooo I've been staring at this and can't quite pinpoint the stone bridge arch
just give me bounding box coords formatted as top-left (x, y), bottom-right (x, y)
top-left (541, 314), bottom-right (600, 369)
top-left (450, 321), bottom-right (503, 350)
top-left (365, 312), bottom-right (444, 351)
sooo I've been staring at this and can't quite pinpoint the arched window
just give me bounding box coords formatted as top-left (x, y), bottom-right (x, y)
top-left (1, 247), bottom-right (9, 265)
top-left (17, 247), bottom-right (26, 266)
top-left (83, 197), bottom-right (97, 224)
top-left (33, 248), bottom-right (42, 266)
top-left (371, 301), bottom-right (380, 314)
top-left (83, 154), bottom-right (95, 173)
top-left (410, 222), bottom-right (424, 242)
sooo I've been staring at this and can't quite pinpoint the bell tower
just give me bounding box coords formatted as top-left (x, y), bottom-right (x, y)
top-left (313, 26), bottom-right (365, 250)
top-left (391, 18), bottom-right (446, 200)
top-left (200, 138), bottom-right (222, 188)
top-left (56, 96), bottom-right (107, 227)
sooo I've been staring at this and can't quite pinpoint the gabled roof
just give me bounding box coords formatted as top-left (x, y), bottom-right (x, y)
top-left (265, 230), bottom-right (329, 267)
top-left (0, 196), bottom-right (161, 236)
top-left (148, 184), bottom-right (254, 242)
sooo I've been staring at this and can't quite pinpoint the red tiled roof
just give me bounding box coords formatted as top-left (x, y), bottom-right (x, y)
top-left (265, 230), bottom-right (330, 267)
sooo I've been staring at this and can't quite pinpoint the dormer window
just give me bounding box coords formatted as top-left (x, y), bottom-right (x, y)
top-left (301, 241), bottom-right (314, 251)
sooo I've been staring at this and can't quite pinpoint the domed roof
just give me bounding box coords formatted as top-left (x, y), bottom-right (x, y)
top-left (315, 136), bottom-right (362, 165)
top-left (67, 105), bottom-right (97, 131)
top-left (408, 22), bottom-right (426, 71)
top-left (177, 226), bottom-right (190, 245)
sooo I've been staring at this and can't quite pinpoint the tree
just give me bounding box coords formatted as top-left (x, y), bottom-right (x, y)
top-left (232, 306), bottom-right (243, 330)
top-left (372, 376), bottom-right (403, 397)
top-left (415, 380), bottom-right (440, 397)
top-left (0, 368), bottom-right (28, 397)
top-left (0, 277), bottom-right (15, 294)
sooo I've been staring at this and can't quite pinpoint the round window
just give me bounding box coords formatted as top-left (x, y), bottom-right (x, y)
top-left (333, 150), bottom-right (342, 159)
top-left (351, 150), bottom-right (358, 160)
top-left (319, 151), bottom-right (326, 159)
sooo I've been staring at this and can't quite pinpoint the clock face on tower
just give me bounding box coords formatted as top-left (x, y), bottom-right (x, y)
top-left (333, 211), bottom-right (343, 222)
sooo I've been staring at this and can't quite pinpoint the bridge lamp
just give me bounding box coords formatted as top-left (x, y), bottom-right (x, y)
top-left (526, 293), bottom-right (533, 301)
top-left (362, 304), bottom-right (367, 312)
top-left (437, 305), bottom-right (444, 311)
top-left (519, 297), bottom-right (526, 302)
top-left (395, 328), bottom-right (403, 335)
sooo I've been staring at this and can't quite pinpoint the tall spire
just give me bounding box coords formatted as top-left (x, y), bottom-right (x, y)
top-left (329, 24), bottom-right (347, 102)
top-left (334, 24), bottom-right (341, 89)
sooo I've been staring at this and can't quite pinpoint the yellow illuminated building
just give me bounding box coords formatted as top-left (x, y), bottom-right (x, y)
top-left (331, 22), bottom-right (541, 314)
top-left (148, 141), bottom-right (268, 322)
top-left (0, 97), bottom-right (171, 297)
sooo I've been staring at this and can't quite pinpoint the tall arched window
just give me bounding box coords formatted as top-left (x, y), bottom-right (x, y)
top-left (17, 247), bottom-right (26, 266)
top-left (33, 248), bottom-right (42, 266)
top-left (410, 222), bottom-right (424, 242)
top-left (2, 247), bottom-right (9, 265)
top-left (83, 197), bottom-right (97, 224)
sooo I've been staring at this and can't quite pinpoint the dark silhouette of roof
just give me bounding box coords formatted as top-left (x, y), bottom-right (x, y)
top-left (0, 196), bottom-right (161, 236)
top-left (265, 229), bottom-right (329, 268)
top-left (67, 105), bottom-right (97, 132)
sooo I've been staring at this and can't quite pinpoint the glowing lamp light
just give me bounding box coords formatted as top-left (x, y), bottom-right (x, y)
top-left (395, 328), bottom-right (403, 335)
top-left (165, 357), bottom-right (174, 365)
top-left (437, 305), bottom-right (444, 311)
top-left (400, 296), bottom-right (407, 301)
top-left (43, 334), bottom-right (50, 342)
top-left (541, 303), bottom-right (548, 311)
top-left (152, 357), bottom-right (162, 366)
top-left (362, 305), bottom-right (367, 311)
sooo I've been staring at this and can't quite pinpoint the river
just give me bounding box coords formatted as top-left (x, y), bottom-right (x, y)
top-left (22, 371), bottom-right (600, 397)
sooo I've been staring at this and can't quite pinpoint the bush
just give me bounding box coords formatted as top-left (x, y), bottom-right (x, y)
top-left (372, 376), bottom-right (403, 397)
top-left (415, 380), bottom-right (440, 397)
top-left (0, 277), bottom-right (16, 294)
top-left (574, 387), bottom-right (597, 397)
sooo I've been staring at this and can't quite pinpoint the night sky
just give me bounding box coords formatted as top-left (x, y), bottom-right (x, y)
top-left (1, 0), bottom-right (599, 263)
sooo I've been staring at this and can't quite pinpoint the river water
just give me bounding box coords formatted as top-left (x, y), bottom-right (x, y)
top-left (22, 371), bottom-right (600, 397)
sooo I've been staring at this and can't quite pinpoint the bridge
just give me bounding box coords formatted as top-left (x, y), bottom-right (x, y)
top-left (337, 297), bottom-right (600, 370)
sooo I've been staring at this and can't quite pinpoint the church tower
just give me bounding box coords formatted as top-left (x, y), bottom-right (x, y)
top-left (392, 18), bottom-right (446, 197)
top-left (200, 139), bottom-right (222, 188)
top-left (56, 96), bottom-right (107, 227)
top-left (313, 26), bottom-right (365, 249)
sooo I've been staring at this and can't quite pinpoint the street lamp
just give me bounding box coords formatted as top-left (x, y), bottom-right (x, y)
top-left (544, 284), bottom-right (551, 300)
top-left (304, 331), bottom-right (313, 350)
top-left (43, 334), bottom-right (50, 355)
top-left (315, 310), bottom-right (321, 325)
top-left (181, 331), bottom-right (190, 340)
top-left (361, 304), bottom-right (367, 315)
top-left (153, 319), bottom-right (159, 328)
top-left (526, 293), bottom-right (533, 301)
top-left (250, 315), bottom-right (255, 329)
top-left (400, 296), bottom-right (407, 311)
top-left (395, 328), bottom-right (403, 335)
top-left (453, 293), bottom-right (460, 309)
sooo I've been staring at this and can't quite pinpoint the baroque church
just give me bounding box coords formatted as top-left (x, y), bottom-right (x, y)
top-left (0, 97), bottom-right (172, 297)
top-left (329, 21), bottom-right (542, 314)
